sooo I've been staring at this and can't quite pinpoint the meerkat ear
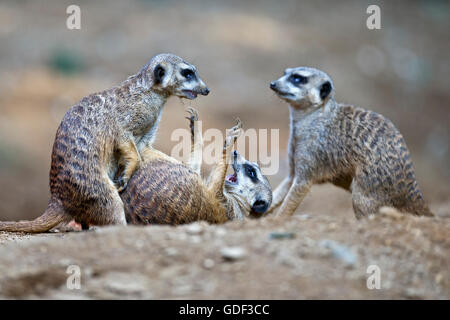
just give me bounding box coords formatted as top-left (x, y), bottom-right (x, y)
top-left (319, 81), bottom-right (332, 100)
top-left (153, 64), bottom-right (166, 84)
top-left (153, 62), bottom-right (174, 87)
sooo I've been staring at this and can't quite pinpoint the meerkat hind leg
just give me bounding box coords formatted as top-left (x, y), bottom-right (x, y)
top-left (351, 181), bottom-right (381, 219)
top-left (116, 139), bottom-right (141, 192)
top-left (140, 147), bottom-right (179, 164)
top-left (267, 176), bottom-right (293, 214)
top-left (95, 187), bottom-right (127, 226)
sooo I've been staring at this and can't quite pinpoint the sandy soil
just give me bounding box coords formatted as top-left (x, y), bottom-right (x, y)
top-left (0, 185), bottom-right (448, 299)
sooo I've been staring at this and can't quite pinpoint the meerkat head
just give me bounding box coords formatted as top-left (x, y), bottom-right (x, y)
top-left (224, 150), bottom-right (272, 219)
top-left (270, 67), bottom-right (334, 109)
top-left (144, 53), bottom-right (210, 99)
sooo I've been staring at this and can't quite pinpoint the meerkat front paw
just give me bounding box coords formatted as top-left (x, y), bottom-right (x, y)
top-left (115, 175), bottom-right (128, 193)
top-left (185, 107), bottom-right (199, 122)
top-left (224, 118), bottom-right (242, 149)
top-left (185, 107), bottom-right (199, 132)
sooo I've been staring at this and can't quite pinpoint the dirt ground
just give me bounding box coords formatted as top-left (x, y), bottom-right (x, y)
top-left (0, 1), bottom-right (448, 299)
top-left (0, 185), bottom-right (448, 299)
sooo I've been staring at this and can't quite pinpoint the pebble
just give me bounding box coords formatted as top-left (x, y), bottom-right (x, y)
top-left (269, 232), bottom-right (296, 240)
top-left (215, 227), bottom-right (227, 237)
top-left (203, 258), bottom-right (215, 269)
top-left (220, 246), bottom-right (246, 261)
top-left (298, 214), bottom-right (311, 221)
top-left (186, 223), bottom-right (204, 235)
top-left (164, 247), bottom-right (178, 256)
top-left (319, 239), bottom-right (357, 267)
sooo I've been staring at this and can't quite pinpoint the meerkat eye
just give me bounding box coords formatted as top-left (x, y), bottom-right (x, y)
top-left (289, 74), bottom-right (308, 85)
top-left (181, 69), bottom-right (195, 81)
top-left (244, 164), bottom-right (257, 180)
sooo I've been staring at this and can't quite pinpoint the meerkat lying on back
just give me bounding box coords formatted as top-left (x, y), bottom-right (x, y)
top-left (269, 67), bottom-right (432, 218)
top-left (121, 108), bottom-right (272, 224)
top-left (0, 53), bottom-right (209, 233)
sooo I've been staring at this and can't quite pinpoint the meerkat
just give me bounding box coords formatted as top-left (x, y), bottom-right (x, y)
top-left (0, 53), bottom-right (209, 233)
top-left (121, 108), bottom-right (273, 224)
top-left (268, 67), bottom-right (432, 218)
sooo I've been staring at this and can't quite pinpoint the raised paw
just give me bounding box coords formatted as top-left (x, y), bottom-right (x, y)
top-left (224, 118), bottom-right (243, 148)
top-left (185, 107), bottom-right (199, 135)
top-left (185, 107), bottom-right (199, 122)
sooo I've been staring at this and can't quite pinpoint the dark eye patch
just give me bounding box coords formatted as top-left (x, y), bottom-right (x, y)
top-left (181, 69), bottom-right (196, 81)
top-left (244, 164), bottom-right (258, 182)
top-left (289, 74), bottom-right (308, 85)
top-left (320, 81), bottom-right (332, 100)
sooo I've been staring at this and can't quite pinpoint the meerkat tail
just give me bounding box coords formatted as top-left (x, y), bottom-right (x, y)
top-left (401, 163), bottom-right (434, 216)
top-left (0, 199), bottom-right (70, 233)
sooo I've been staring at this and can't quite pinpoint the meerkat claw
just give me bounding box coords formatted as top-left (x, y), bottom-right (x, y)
top-left (224, 119), bottom-right (243, 149)
top-left (115, 176), bottom-right (128, 193)
top-left (185, 107), bottom-right (199, 121)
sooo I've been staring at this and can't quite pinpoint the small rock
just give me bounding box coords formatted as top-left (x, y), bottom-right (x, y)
top-left (435, 273), bottom-right (443, 284)
top-left (190, 235), bottom-right (202, 244)
top-left (411, 228), bottom-right (422, 237)
top-left (186, 223), bottom-right (204, 235)
top-left (203, 258), bottom-right (215, 269)
top-left (298, 214), bottom-right (311, 220)
top-left (220, 246), bottom-right (246, 261)
top-left (215, 227), bottom-right (227, 237)
top-left (164, 247), bottom-right (178, 256)
top-left (379, 206), bottom-right (404, 220)
top-left (320, 239), bottom-right (357, 267)
top-left (327, 223), bottom-right (337, 231)
top-left (269, 232), bottom-right (296, 240)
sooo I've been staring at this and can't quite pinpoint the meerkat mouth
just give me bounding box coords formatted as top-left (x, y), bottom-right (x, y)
top-left (226, 154), bottom-right (239, 184)
top-left (182, 90), bottom-right (198, 99)
top-left (277, 91), bottom-right (295, 98)
top-left (226, 172), bottom-right (237, 184)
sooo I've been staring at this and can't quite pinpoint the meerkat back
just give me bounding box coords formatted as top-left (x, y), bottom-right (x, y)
top-left (121, 159), bottom-right (226, 225)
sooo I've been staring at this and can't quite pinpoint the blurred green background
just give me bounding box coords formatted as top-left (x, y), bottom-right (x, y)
top-left (0, 0), bottom-right (448, 220)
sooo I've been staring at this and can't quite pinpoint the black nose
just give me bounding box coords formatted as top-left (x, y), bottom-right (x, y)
top-left (251, 200), bottom-right (269, 214)
top-left (270, 82), bottom-right (276, 90)
top-left (201, 87), bottom-right (210, 96)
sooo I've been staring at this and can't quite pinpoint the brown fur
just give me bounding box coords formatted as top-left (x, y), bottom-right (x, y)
top-left (269, 67), bottom-right (432, 218)
top-left (0, 54), bottom-right (209, 233)
top-left (122, 109), bottom-right (272, 225)
top-left (123, 159), bottom-right (229, 225)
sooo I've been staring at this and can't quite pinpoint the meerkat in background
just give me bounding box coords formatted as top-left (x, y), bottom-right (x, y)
top-left (122, 108), bottom-right (272, 225)
top-left (0, 53), bottom-right (209, 233)
top-left (268, 67), bottom-right (432, 218)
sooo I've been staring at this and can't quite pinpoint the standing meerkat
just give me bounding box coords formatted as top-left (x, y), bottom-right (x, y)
top-left (0, 53), bottom-right (209, 233)
top-left (268, 67), bottom-right (432, 218)
top-left (122, 108), bottom-right (272, 224)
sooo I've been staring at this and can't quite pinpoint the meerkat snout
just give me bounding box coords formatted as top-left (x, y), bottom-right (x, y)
top-left (251, 199), bottom-right (269, 214)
